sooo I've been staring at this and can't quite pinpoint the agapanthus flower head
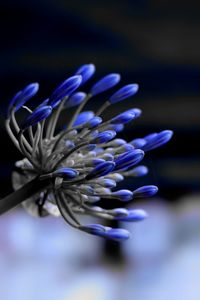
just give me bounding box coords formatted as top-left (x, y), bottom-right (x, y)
top-left (5, 63), bottom-right (173, 241)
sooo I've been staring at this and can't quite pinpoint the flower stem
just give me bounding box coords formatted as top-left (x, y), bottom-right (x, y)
top-left (0, 177), bottom-right (52, 215)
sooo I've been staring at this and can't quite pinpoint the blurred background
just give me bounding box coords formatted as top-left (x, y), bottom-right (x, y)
top-left (0, 1), bottom-right (200, 299)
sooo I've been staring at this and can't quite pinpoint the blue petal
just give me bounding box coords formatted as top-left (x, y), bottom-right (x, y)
top-left (66, 92), bottom-right (86, 108)
top-left (142, 130), bottom-right (173, 151)
top-left (109, 83), bottom-right (139, 104)
top-left (86, 161), bottom-right (115, 180)
top-left (110, 111), bottom-right (136, 124)
top-left (21, 105), bottom-right (52, 130)
top-left (112, 189), bottom-right (133, 201)
top-left (73, 111), bottom-right (95, 126)
top-left (115, 209), bottom-right (148, 222)
top-left (114, 149), bottom-right (144, 171)
top-left (9, 83), bottom-right (39, 114)
top-left (49, 75), bottom-right (82, 108)
top-left (53, 167), bottom-right (79, 179)
top-left (132, 185), bottom-right (158, 198)
top-left (104, 228), bottom-right (130, 241)
top-left (92, 130), bottom-right (116, 144)
top-left (75, 64), bottom-right (96, 84)
top-left (90, 73), bottom-right (120, 96)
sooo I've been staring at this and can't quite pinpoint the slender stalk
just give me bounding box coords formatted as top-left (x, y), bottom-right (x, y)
top-left (0, 177), bottom-right (52, 215)
top-left (66, 94), bottom-right (91, 130)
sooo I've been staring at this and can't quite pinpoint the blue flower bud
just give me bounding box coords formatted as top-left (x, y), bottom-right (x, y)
top-left (132, 185), bottom-right (158, 198)
top-left (111, 189), bottom-right (133, 201)
top-left (86, 161), bottom-right (115, 180)
top-left (85, 158), bottom-right (105, 167)
top-left (126, 108), bottom-right (142, 118)
top-left (73, 111), bottom-right (95, 126)
top-left (95, 178), bottom-right (116, 188)
top-left (104, 228), bottom-right (130, 241)
top-left (130, 138), bottom-right (146, 148)
top-left (49, 75), bottom-right (82, 108)
top-left (66, 92), bottom-right (86, 108)
top-left (110, 208), bottom-right (129, 218)
top-left (106, 138), bottom-right (126, 147)
top-left (79, 224), bottom-right (106, 236)
top-left (114, 149), bottom-right (144, 171)
top-left (91, 130), bottom-right (116, 144)
top-left (115, 209), bottom-right (148, 222)
top-left (9, 83), bottom-right (39, 114)
top-left (142, 130), bottom-right (173, 152)
top-left (125, 165), bottom-right (148, 177)
top-left (109, 123), bottom-right (124, 133)
top-left (21, 105), bottom-right (52, 130)
top-left (109, 83), bottom-right (139, 104)
top-left (53, 167), bottom-right (79, 179)
top-left (75, 64), bottom-right (96, 84)
top-left (115, 143), bottom-right (135, 154)
top-left (105, 173), bottom-right (124, 182)
top-left (84, 116), bottom-right (102, 128)
top-left (90, 73), bottom-right (121, 96)
top-left (110, 111), bottom-right (136, 124)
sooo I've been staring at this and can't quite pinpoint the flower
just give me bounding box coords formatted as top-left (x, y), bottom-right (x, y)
top-left (5, 63), bottom-right (173, 241)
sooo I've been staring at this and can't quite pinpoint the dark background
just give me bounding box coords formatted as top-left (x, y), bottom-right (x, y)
top-left (0, 0), bottom-right (199, 199)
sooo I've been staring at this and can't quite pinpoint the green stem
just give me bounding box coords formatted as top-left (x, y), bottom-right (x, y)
top-left (0, 177), bottom-right (52, 215)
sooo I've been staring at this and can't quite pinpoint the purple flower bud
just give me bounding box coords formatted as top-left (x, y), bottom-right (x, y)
top-left (126, 108), bottom-right (142, 118)
top-left (84, 116), bottom-right (102, 128)
top-left (9, 83), bottom-right (39, 114)
top-left (73, 111), bottom-right (95, 126)
top-left (49, 75), bottom-right (82, 108)
top-left (109, 83), bottom-right (139, 104)
top-left (111, 189), bottom-right (133, 201)
top-left (130, 138), bottom-right (146, 148)
top-left (21, 105), bottom-right (52, 130)
top-left (53, 167), bottom-right (79, 179)
top-left (114, 149), bottom-right (144, 171)
top-left (66, 92), bottom-right (86, 108)
top-left (110, 111), bottom-right (136, 124)
top-left (75, 64), bottom-right (96, 84)
top-left (142, 130), bottom-right (173, 152)
top-left (126, 165), bottom-right (148, 177)
top-left (132, 185), bottom-right (158, 198)
top-left (115, 209), bottom-right (148, 222)
top-left (90, 73), bottom-right (121, 96)
top-left (86, 161), bottom-right (115, 180)
top-left (91, 130), bottom-right (116, 144)
top-left (109, 123), bottom-right (124, 133)
top-left (104, 228), bottom-right (130, 241)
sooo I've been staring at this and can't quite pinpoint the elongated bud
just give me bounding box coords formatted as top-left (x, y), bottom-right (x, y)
top-left (53, 167), bottom-right (79, 179)
top-left (114, 149), bottom-right (144, 171)
top-left (9, 83), bottom-right (39, 115)
top-left (111, 189), bottom-right (133, 201)
top-left (66, 92), bottom-right (86, 108)
top-left (75, 64), bottom-right (96, 84)
top-left (110, 111), bottom-right (136, 124)
top-left (115, 209), bottom-right (148, 222)
top-left (73, 111), bottom-right (94, 126)
top-left (91, 130), bottom-right (116, 144)
top-left (109, 83), bottom-right (139, 104)
top-left (132, 185), bottom-right (158, 198)
top-left (21, 105), bottom-right (52, 130)
top-left (86, 161), bottom-right (115, 180)
top-left (142, 130), bottom-right (173, 152)
top-left (90, 73), bottom-right (121, 96)
top-left (49, 75), bottom-right (82, 108)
